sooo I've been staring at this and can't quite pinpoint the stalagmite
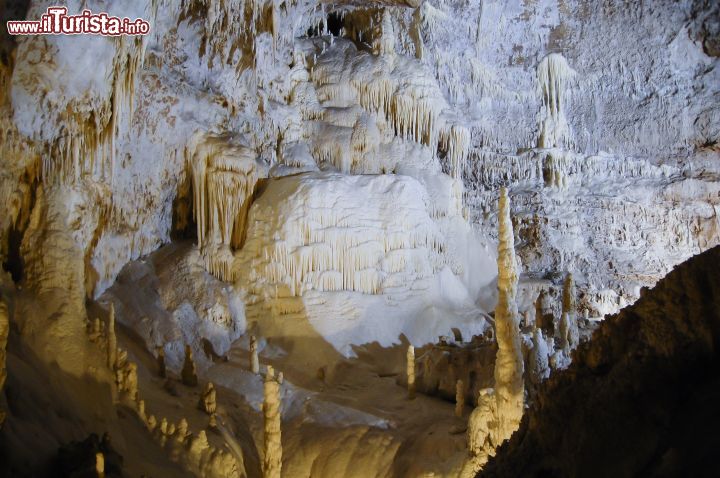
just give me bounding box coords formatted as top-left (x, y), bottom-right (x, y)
top-left (463, 187), bottom-right (526, 476)
top-left (523, 311), bottom-right (533, 329)
top-left (250, 335), bottom-right (260, 374)
top-left (121, 362), bottom-right (139, 402)
top-left (407, 345), bottom-right (416, 399)
top-left (147, 415), bottom-right (157, 433)
top-left (467, 388), bottom-right (497, 457)
top-left (263, 366), bottom-right (282, 478)
top-left (563, 273), bottom-right (577, 318)
top-left (158, 418), bottom-right (169, 446)
top-left (528, 328), bottom-right (550, 386)
top-left (200, 382), bottom-right (217, 415)
top-left (559, 312), bottom-right (571, 354)
top-left (138, 400), bottom-right (147, 424)
top-left (95, 452), bottom-right (105, 478)
top-left (107, 303), bottom-right (117, 370)
top-left (455, 380), bottom-right (465, 417)
top-left (493, 187), bottom-right (525, 441)
top-left (176, 418), bottom-right (189, 444)
top-left (559, 312), bottom-right (579, 356)
top-left (182, 344), bottom-right (198, 387)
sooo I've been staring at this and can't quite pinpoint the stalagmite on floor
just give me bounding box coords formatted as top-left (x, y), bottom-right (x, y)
top-left (463, 187), bottom-right (525, 476)
top-left (263, 366), bottom-right (282, 478)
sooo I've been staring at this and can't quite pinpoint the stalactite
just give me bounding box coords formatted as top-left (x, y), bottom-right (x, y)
top-left (537, 53), bottom-right (575, 149)
top-left (439, 123), bottom-right (470, 179)
top-left (263, 366), bottom-right (282, 478)
top-left (543, 152), bottom-right (569, 188)
top-left (373, 9), bottom-right (396, 56)
top-left (187, 132), bottom-right (260, 281)
top-left (240, 175), bottom-right (446, 297)
top-left (42, 33), bottom-right (146, 186)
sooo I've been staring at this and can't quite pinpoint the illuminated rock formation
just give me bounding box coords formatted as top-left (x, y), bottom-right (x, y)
top-left (463, 188), bottom-right (525, 475)
top-left (250, 335), bottom-right (260, 374)
top-left (462, 387), bottom-right (500, 477)
top-left (559, 273), bottom-right (580, 353)
top-left (263, 366), bottom-right (282, 478)
top-left (373, 9), bottom-right (396, 56)
top-left (493, 187), bottom-right (525, 441)
top-left (534, 291), bottom-right (554, 335)
top-left (95, 452), bottom-right (105, 478)
top-left (407, 345), bottom-right (416, 399)
top-left (200, 382), bottom-right (217, 415)
top-left (116, 361), bottom-right (139, 403)
top-left (527, 329), bottom-right (551, 387)
top-left (536, 54), bottom-right (575, 149)
top-left (187, 132), bottom-right (260, 281)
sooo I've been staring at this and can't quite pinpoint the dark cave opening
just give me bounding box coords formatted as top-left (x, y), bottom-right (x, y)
top-left (306, 11), bottom-right (344, 38)
top-left (2, 226), bottom-right (24, 283)
top-left (326, 12), bottom-right (344, 37)
top-left (171, 171), bottom-right (196, 241)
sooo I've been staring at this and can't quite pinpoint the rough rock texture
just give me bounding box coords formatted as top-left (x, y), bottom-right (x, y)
top-left (481, 245), bottom-right (720, 478)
